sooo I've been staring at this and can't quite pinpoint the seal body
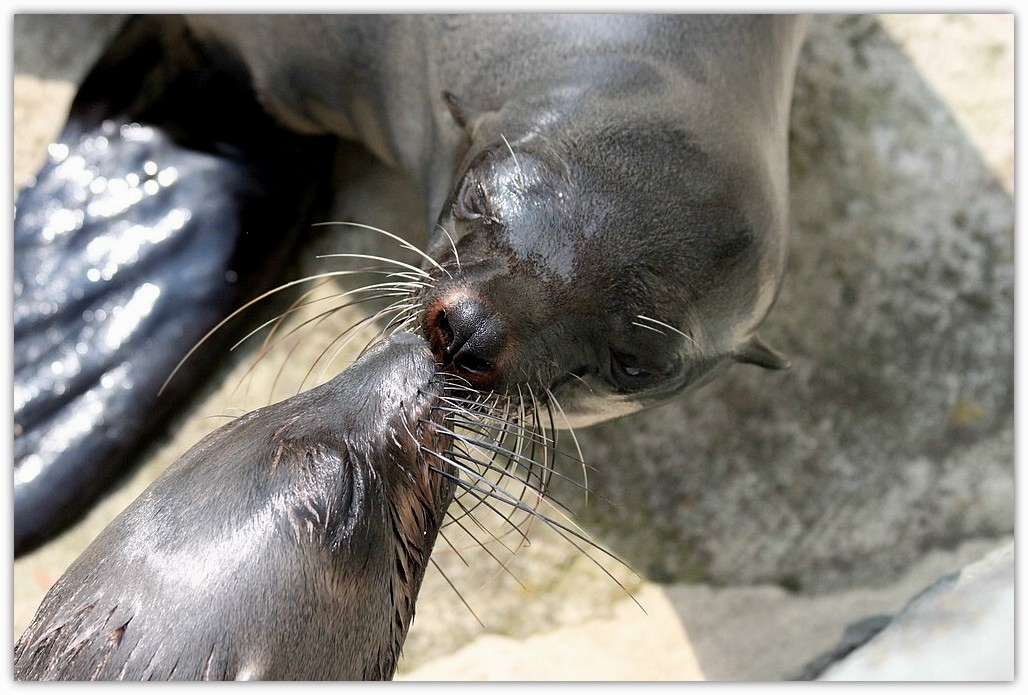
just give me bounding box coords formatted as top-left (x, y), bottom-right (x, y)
top-left (14, 332), bottom-right (454, 681)
top-left (13, 14), bottom-right (808, 550)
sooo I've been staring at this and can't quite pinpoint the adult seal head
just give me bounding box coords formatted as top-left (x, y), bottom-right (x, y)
top-left (414, 15), bottom-right (804, 426)
top-left (14, 333), bottom-right (455, 681)
top-left (13, 15), bottom-right (808, 549)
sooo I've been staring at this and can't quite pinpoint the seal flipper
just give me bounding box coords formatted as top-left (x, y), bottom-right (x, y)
top-left (13, 15), bottom-right (335, 555)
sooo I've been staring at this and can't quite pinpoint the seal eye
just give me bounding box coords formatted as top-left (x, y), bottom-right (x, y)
top-left (455, 176), bottom-right (493, 222)
top-left (610, 349), bottom-right (652, 383)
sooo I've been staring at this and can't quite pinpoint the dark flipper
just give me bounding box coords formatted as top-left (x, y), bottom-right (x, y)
top-left (13, 16), bottom-right (335, 554)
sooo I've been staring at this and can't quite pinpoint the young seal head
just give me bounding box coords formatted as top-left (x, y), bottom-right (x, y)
top-left (14, 332), bottom-right (454, 681)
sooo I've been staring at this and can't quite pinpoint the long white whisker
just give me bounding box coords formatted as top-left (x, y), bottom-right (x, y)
top-left (313, 220), bottom-right (446, 278)
top-left (633, 314), bottom-right (698, 348)
top-left (543, 386), bottom-right (587, 504)
top-left (435, 224), bottom-right (461, 272)
top-left (500, 133), bottom-right (524, 183)
top-left (159, 269), bottom-right (389, 396)
top-left (316, 252), bottom-right (431, 279)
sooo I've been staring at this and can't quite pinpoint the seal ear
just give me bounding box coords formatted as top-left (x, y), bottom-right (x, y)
top-left (734, 334), bottom-right (791, 370)
top-left (443, 91), bottom-right (490, 139)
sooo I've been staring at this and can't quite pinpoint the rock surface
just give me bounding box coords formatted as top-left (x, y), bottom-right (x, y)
top-left (817, 540), bottom-right (1014, 681)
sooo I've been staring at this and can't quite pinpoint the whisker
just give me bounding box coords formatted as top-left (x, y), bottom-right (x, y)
top-left (429, 448), bottom-right (539, 566)
top-left (231, 278), bottom-right (411, 356)
top-left (542, 386), bottom-right (587, 504)
top-left (500, 133), bottom-right (524, 183)
top-left (434, 401), bottom-right (551, 448)
top-left (427, 450), bottom-right (537, 556)
top-left (246, 288), bottom-right (411, 394)
top-left (313, 220), bottom-right (446, 279)
top-left (305, 300), bottom-right (414, 388)
top-left (434, 224), bottom-right (461, 272)
top-left (316, 252), bottom-right (434, 280)
top-left (439, 417), bottom-right (594, 523)
top-left (159, 269), bottom-right (400, 395)
top-left (633, 314), bottom-right (698, 348)
top-left (428, 435), bottom-right (639, 607)
top-left (427, 556), bottom-right (485, 629)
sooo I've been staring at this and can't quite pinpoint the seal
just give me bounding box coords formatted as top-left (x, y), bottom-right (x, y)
top-left (14, 14), bottom-right (809, 552)
top-left (14, 332), bottom-right (456, 680)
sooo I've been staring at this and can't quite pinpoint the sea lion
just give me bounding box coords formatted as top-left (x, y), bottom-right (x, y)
top-left (14, 14), bottom-right (808, 552)
top-left (14, 332), bottom-right (456, 680)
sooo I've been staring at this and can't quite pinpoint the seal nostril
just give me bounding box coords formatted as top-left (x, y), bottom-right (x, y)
top-left (426, 293), bottom-right (506, 382)
top-left (453, 352), bottom-right (493, 376)
top-left (436, 310), bottom-right (456, 353)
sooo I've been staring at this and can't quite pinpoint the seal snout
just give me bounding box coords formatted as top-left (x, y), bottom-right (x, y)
top-left (425, 291), bottom-right (507, 385)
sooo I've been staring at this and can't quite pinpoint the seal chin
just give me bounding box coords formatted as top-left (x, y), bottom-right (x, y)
top-left (549, 391), bottom-right (647, 429)
top-left (544, 353), bottom-right (737, 429)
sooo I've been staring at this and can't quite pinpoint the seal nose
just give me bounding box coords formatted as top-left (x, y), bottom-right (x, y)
top-left (426, 294), bottom-right (506, 383)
